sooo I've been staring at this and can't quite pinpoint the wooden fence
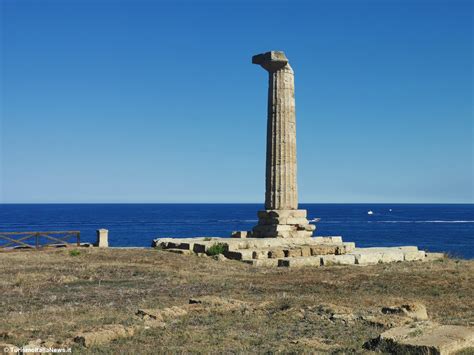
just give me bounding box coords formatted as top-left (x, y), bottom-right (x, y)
top-left (0, 231), bottom-right (81, 250)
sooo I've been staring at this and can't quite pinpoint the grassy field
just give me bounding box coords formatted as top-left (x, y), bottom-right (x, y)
top-left (1, 247), bottom-right (473, 353)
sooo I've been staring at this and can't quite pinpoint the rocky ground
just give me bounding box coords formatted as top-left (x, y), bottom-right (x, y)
top-left (0, 247), bottom-right (473, 353)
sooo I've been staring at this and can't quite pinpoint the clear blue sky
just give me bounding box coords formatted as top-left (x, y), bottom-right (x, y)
top-left (1, 0), bottom-right (472, 203)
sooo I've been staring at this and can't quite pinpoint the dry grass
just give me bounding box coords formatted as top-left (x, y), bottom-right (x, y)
top-left (1, 247), bottom-right (473, 353)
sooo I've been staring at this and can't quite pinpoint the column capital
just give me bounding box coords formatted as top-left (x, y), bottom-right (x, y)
top-left (252, 51), bottom-right (288, 72)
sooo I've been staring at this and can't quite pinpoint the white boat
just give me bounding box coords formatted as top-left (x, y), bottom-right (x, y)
top-left (367, 210), bottom-right (374, 215)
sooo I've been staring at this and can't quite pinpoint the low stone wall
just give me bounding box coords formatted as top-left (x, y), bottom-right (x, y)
top-left (152, 236), bottom-right (443, 267)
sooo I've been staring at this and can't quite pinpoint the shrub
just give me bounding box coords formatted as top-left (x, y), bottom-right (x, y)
top-left (206, 243), bottom-right (226, 256)
top-left (203, 237), bottom-right (212, 241)
top-left (69, 249), bottom-right (81, 257)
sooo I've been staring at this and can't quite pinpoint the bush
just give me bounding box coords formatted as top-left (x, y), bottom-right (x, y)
top-left (206, 243), bottom-right (226, 256)
top-left (69, 249), bottom-right (81, 257)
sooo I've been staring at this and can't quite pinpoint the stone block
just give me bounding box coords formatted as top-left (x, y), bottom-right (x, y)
top-left (257, 217), bottom-right (309, 225)
top-left (404, 250), bottom-right (425, 261)
top-left (355, 246), bottom-right (418, 253)
top-left (174, 242), bottom-right (194, 250)
top-left (424, 252), bottom-right (445, 261)
top-left (285, 248), bottom-right (302, 257)
top-left (321, 254), bottom-right (356, 266)
top-left (372, 322), bottom-right (474, 354)
top-left (224, 249), bottom-right (254, 260)
top-left (314, 236), bottom-right (343, 244)
top-left (341, 242), bottom-right (356, 253)
top-left (353, 252), bottom-right (383, 265)
top-left (382, 251), bottom-right (405, 263)
top-left (252, 250), bottom-right (270, 260)
top-left (192, 243), bottom-right (209, 253)
top-left (301, 246), bottom-right (311, 257)
top-left (295, 230), bottom-right (314, 238)
top-left (278, 256), bottom-right (322, 267)
top-left (96, 229), bottom-right (109, 248)
top-left (242, 259), bottom-right (279, 267)
top-left (310, 244), bottom-right (338, 255)
top-left (268, 249), bottom-right (285, 259)
top-left (296, 223), bottom-right (316, 232)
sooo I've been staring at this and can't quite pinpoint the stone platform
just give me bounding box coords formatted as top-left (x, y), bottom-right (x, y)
top-left (152, 236), bottom-right (443, 267)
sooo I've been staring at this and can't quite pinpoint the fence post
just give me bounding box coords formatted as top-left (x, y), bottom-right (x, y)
top-left (35, 233), bottom-right (39, 249)
top-left (77, 232), bottom-right (81, 246)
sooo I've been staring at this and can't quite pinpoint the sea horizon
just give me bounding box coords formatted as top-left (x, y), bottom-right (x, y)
top-left (1, 203), bottom-right (473, 259)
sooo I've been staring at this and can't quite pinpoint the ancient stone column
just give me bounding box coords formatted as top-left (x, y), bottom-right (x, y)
top-left (254, 51), bottom-right (297, 210)
top-left (250, 51), bottom-right (316, 238)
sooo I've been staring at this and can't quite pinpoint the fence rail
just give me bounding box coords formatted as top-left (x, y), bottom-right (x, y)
top-left (0, 231), bottom-right (81, 250)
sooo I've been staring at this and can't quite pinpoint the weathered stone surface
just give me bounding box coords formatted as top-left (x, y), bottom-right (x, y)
top-left (261, 52), bottom-right (297, 211)
top-left (153, 236), bottom-right (430, 268)
top-left (258, 209), bottom-right (307, 219)
top-left (353, 252), bottom-right (384, 265)
top-left (404, 250), bottom-right (426, 261)
top-left (341, 242), bottom-right (356, 252)
top-left (314, 236), bottom-right (343, 244)
top-left (285, 248), bottom-right (303, 258)
top-left (250, 51), bottom-right (317, 237)
top-left (278, 256), bottom-right (322, 267)
top-left (74, 325), bottom-right (136, 347)
top-left (372, 322), bottom-right (474, 354)
top-left (351, 247), bottom-right (422, 265)
top-left (224, 249), bottom-right (254, 260)
top-left (242, 259), bottom-right (279, 267)
top-left (310, 244), bottom-right (339, 256)
top-left (300, 246), bottom-right (311, 257)
top-left (424, 252), bottom-right (445, 261)
top-left (320, 254), bottom-right (356, 266)
top-left (95, 229), bottom-right (109, 248)
top-left (380, 251), bottom-right (404, 263)
top-left (257, 216), bottom-right (309, 226)
top-left (268, 249), bottom-right (285, 259)
top-left (192, 242), bottom-right (213, 253)
top-left (253, 57), bottom-right (297, 211)
top-left (252, 249), bottom-right (270, 260)
top-left (382, 302), bottom-right (428, 321)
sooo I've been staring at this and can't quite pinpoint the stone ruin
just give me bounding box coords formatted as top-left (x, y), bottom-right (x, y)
top-left (153, 50), bottom-right (442, 267)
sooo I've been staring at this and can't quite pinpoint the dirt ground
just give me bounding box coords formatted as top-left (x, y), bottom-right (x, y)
top-left (1, 247), bottom-right (473, 353)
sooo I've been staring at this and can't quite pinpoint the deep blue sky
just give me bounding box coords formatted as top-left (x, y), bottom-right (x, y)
top-left (1, 0), bottom-right (472, 203)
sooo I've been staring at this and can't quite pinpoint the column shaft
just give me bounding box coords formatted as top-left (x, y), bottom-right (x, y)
top-left (265, 64), bottom-right (298, 210)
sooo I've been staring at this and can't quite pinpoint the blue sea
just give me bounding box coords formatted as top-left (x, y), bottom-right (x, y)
top-left (0, 204), bottom-right (473, 259)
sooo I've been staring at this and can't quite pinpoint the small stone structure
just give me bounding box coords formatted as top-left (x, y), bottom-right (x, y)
top-left (152, 50), bottom-right (442, 268)
top-left (95, 229), bottom-right (109, 248)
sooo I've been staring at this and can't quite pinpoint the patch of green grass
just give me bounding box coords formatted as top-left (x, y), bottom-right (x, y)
top-left (203, 237), bottom-right (212, 241)
top-left (69, 249), bottom-right (81, 257)
top-left (206, 243), bottom-right (226, 256)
